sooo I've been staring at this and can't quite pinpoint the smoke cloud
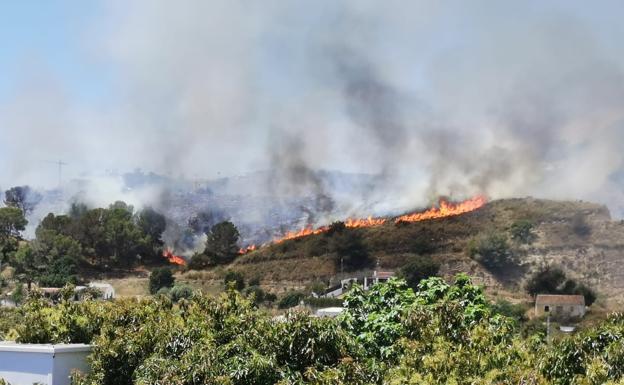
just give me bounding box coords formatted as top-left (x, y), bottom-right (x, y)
top-left (2, 0), bottom-right (624, 219)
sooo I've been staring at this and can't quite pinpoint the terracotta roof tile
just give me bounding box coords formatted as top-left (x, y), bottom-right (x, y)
top-left (535, 294), bottom-right (585, 306)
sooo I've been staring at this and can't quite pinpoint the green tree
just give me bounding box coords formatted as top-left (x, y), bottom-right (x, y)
top-left (4, 185), bottom-right (42, 215)
top-left (525, 265), bottom-right (567, 296)
top-left (38, 256), bottom-right (79, 287)
top-left (32, 229), bottom-right (83, 264)
top-left (204, 221), bottom-right (240, 264)
top-left (399, 256), bottom-right (440, 290)
top-left (136, 207), bottom-right (166, 246)
top-left (103, 206), bottom-right (146, 266)
top-left (149, 268), bottom-right (175, 294)
top-left (0, 207), bottom-right (27, 264)
top-left (525, 265), bottom-right (597, 305)
top-left (330, 229), bottom-right (369, 270)
top-left (12, 244), bottom-right (37, 289)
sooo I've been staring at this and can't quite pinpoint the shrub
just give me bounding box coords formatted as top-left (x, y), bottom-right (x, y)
top-left (188, 253), bottom-right (212, 270)
top-left (149, 268), bottom-right (175, 294)
top-left (38, 256), bottom-right (79, 288)
top-left (223, 270), bottom-right (245, 291)
top-left (278, 291), bottom-right (305, 309)
top-left (510, 219), bottom-right (537, 244)
top-left (330, 230), bottom-right (369, 270)
top-left (467, 232), bottom-right (514, 270)
top-left (525, 265), bottom-right (597, 305)
top-left (169, 284), bottom-right (194, 302)
top-left (399, 256), bottom-right (440, 290)
top-left (492, 299), bottom-right (527, 323)
top-left (304, 296), bottom-right (343, 308)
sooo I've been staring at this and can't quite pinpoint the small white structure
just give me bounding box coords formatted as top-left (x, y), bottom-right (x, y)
top-left (363, 271), bottom-right (395, 290)
top-left (0, 343), bottom-right (91, 385)
top-left (535, 294), bottom-right (586, 318)
top-left (315, 307), bottom-right (344, 318)
top-left (88, 282), bottom-right (115, 299)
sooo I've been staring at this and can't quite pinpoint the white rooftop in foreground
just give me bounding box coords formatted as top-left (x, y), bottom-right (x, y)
top-left (0, 342), bottom-right (91, 385)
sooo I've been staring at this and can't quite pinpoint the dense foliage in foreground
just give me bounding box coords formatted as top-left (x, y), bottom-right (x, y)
top-left (3, 277), bottom-right (624, 385)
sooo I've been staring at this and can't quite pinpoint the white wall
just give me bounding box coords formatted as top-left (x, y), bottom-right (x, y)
top-left (0, 343), bottom-right (91, 385)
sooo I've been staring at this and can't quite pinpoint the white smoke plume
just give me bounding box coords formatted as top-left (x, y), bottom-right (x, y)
top-left (1, 0), bottom-right (624, 220)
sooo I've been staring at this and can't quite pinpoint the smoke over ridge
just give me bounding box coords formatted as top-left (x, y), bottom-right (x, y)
top-left (2, 1), bottom-right (624, 220)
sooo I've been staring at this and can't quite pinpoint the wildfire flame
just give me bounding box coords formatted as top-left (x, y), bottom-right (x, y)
top-left (275, 226), bottom-right (329, 243)
top-left (345, 216), bottom-right (387, 228)
top-left (238, 244), bottom-right (258, 254)
top-left (394, 195), bottom-right (487, 223)
top-left (237, 195), bottom-right (487, 252)
top-left (163, 249), bottom-right (186, 265)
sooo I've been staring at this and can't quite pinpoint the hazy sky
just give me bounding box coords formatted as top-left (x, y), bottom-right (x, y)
top-left (1, 1), bottom-right (624, 214)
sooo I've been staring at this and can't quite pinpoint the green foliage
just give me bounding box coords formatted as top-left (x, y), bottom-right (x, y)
top-left (4, 185), bottom-right (41, 215)
top-left (330, 229), bottom-right (369, 270)
top-left (0, 307), bottom-right (22, 340)
top-left (9, 275), bottom-right (624, 385)
top-left (169, 284), bottom-right (194, 302)
top-left (149, 268), bottom-right (175, 294)
top-left (304, 296), bottom-right (343, 308)
top-left (525, 265), bottom-right (597, 305)
top-left (0, 207), bottom-right (27, 263)
top-left (38, 255), bottom-right (79, 287)
top-left (136, 207), bottom-right (167, 259)
top-left (204, 221), bottom-right (240, 264)
top-left (188, 252), bottom-right (212, 270)
top-left (492, 299), bottom-right (528, 323)
top-left (399, 255), bottom-right (440, 290)
top-left (224, 270), bottom-right (245, 291)
top-left (510, 219), bottom-right (537, 244)
top-left (278, 291), bottom-right (305, 309)
top-left (467, 232), bottom-right (515, 270)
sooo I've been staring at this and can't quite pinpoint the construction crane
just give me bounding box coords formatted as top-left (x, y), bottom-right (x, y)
top-left (43, 160), bottom-right (68, 187)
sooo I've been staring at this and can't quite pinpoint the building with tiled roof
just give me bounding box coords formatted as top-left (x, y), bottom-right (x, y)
top-left (535, 294), bottom-right (586, 318)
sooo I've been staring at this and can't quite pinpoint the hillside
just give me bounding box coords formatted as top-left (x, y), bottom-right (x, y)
top-left (228, 197), bottom-right (624, 305)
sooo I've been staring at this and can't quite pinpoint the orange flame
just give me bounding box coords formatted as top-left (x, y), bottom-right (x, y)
top-left (395, 195), bottom-right (487, 223)
top-left (345, 216), bottom-right (387, 228)
top-left (248, 195), bottom-right (487, 248)
top-left (238, 244), bottom-right (258, 254)
top-left (163, 249), bottom-right (186, 265)
top-left (275, 226), bottom-right (329, 243)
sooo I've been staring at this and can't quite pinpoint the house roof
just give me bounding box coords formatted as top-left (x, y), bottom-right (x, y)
top-left (535, 294), bottom-right (585, 306)
top-left (374, 271), bottom-right (395, 279)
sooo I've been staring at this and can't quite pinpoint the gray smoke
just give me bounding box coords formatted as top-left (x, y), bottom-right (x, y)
top-left (2, 0), bottom-right (624, 220)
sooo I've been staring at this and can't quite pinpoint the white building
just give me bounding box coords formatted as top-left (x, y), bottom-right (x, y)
top-left (535, 294), bottom-right (586, 318)
top-left (0, 343), bottom-right (91, 385)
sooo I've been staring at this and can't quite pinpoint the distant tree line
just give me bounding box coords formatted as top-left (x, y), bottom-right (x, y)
top-left (0, 192), bottom-right (167, 288)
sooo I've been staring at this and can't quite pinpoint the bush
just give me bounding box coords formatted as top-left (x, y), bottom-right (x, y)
top-left (510, 219), bottom-right (537, 244)
top-left (399, 256), bottom-right (440, 290)
top-left (188, 253), bottom-right (212, 270)
top-left (304, 296), bottom-right (343, 308)
top-left (149, 268), bottom-right (175, 294)
top-left (467, 232), bottom-right (514, 270)
top-left (330, 230), bottom-right (369, 270)
top-left (278, 291), bottom-right (305, 309)
top-left (525, 265), bottom-right (597, 305)
top-left (492, 299), bottom-right (527, 323)
top-left (38, 256), bottom-right (79, 287)
top-left (223, 270), bottom-right (245, 290)
top-left (169, 284), bottom-right (194, 302)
